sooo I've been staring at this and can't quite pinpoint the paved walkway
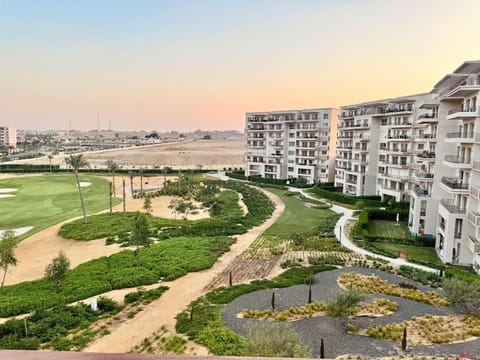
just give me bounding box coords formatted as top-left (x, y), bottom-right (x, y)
top-left (287, 187), bottom-right (438, 273)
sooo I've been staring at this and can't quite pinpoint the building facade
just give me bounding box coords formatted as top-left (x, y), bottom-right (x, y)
top-left (430, 61), bottom-right (480, 270)
top-left (0, 126), bottom-right (17, 148)
top-left (245, 108), bottom-right (339, 184)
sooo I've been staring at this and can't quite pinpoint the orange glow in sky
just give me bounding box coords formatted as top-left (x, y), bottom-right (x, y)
top-left (1, 0), bottom-right (480, 131)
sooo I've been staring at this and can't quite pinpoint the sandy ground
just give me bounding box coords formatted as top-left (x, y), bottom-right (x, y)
top-left (83, 187), bottom-right (284, 354)
top-left (10, 138), bottom-right (245, 170)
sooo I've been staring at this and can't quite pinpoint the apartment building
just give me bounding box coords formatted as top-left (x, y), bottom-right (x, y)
top-left (245, 108), bottom-right (339, 184)
top-left (335, 94), bottom-right (437, 209)
top-left (430, 61), bottom-right (480, 271)
top-left (0, 126), bottom-right (17, 148)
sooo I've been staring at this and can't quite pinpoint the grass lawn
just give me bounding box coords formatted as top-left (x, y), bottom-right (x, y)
top-left (372, 242), bottom-right (442, 266)
top-left (0, 174), bottom-right (121, 240)
top-left (262, 187), bottom-right (334, 240)
top-left (368, 220), bottom-right (411, 238)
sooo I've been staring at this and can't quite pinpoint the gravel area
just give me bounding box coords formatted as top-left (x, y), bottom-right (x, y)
top-left (222, 267), bottom-right (480, 358)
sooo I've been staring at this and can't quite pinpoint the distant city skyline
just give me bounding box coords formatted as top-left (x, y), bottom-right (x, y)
top-left (1, 0), bottom-right (480, 131)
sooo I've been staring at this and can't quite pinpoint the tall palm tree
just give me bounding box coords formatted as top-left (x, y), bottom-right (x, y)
top-left (105, 160), bottom-right (119, 196)
top-left (128, 171), bottom-right (135, 195)
top-left (139, 168), bottom-right (144, 194)
top-left (65, 154), bottom-right (89, 223)
top-left (48, 154), bottom-right (54, 173)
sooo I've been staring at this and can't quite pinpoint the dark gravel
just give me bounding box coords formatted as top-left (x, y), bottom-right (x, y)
top-left (222, 267), bottom-right (480, 358)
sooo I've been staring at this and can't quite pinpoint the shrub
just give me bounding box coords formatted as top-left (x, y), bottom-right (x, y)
top-left (325, 288), bottom-right (365, 318)
top-left (243, 322), bottom-right (311, 358)
top-left (442, 277), bottom-right (480, 315)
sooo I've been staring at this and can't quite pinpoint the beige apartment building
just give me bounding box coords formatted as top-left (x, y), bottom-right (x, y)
top-left (245, 108), bottom-right (339, 184)
top-left (0, 126), bottom-right (17, 148)
top-left (430, 61), bottom-right (480, 270)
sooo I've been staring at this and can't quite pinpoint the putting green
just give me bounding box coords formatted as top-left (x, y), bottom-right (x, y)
top-left (0, 174), bottom-right (121, 240)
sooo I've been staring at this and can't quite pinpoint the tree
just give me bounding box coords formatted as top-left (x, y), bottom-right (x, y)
top-left (44, 250), bottom-right (70, 290)
top-left (442, 277), bottom-right (480, 315)
top-left (244, 322), bottom-right (311, 358)
top-left (128, 171), bottom-right (135, 195)
top-left (143, 194), bottom-right (153, 213)
top-left (105, 160), bottom-right (119, 196)
top-left (168, 198), bottom-right (180, 219)
top-left (47, 154), bottom-right (54, 173)
top-left (65, 154), bottom-right (89, 223)
top-left (0, 230), bottom-right (18, 291)
top-left (130, 212), bottom-right (152, 265)
top-left (176, 200), bottom-right (195, 220)
top-left (139, 168), bottom-right (144, 194)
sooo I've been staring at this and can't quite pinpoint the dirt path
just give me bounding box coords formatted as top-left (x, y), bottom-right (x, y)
top-left (83, 187), bottom-right (284, 354)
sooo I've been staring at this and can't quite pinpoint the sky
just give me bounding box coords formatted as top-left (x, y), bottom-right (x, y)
top-left (1, 0), bottom-right (480, 132)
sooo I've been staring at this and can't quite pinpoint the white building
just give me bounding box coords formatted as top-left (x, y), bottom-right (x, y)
top-left (336, 94), bottom-right (437, 208)
top-left (245, 108), bottom-right (339, 184)
top-left (0, 126), bottom-right (17, 149)
top-left (429, 61), bottom-right (480, 271)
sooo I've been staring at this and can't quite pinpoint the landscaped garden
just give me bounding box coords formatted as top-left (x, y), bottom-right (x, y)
top-left (0, 174), bottom-right (121, 240)
top-left (178, 265), bottom-right (480, 358)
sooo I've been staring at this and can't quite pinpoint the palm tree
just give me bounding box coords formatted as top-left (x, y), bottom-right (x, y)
top-left (139, 168), bottom-right (144, 194)
top-left (48, 154), bottom-right (54, 173)
top-left (65, 154), bottom-right (89, 223)
top-left (128, 171), bottom-right (135, 195)
top-left (105, 160), bottom-right (119, 196)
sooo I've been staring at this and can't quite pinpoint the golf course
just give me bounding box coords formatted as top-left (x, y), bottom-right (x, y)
top-left (0, 174), bottom-right (120, 240)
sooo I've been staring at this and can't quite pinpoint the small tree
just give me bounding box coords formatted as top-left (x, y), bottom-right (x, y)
top-left (176, 200), bottom-right (195, 220)
top-left (442, 277), bottom-right (480, 315)
top-left (168, 198), bottom-right (180, 219)
top-left (105, 160), bottom-right (119, 196)
top-left (128, 171), bottom-right (135, 195)
top-left (44, 251), bottom-right (70, 290)
top-left (0, 230), bottom-right (18, 291)
top-left (130, 212), bottom-right (152, 265)
top-left (65, 154), bottom-right (89, 223)
top-left (401, 326), bottom-right (407, 351)
top-left (143, 195), bottom-right (153, 213)
top-left (244, 322), bottom-right (311, 358)
top-left (48, 154), bottom-right (54, 173)
top-left (271, 291), bottom-right (275, 310)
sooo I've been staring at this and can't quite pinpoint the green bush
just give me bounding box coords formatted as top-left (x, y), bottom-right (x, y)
top-left (0, 236), bottom-right (233, 317)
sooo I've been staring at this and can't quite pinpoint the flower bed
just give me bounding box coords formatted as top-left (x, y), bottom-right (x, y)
top-left (338, 272), bottom-right (448, 306)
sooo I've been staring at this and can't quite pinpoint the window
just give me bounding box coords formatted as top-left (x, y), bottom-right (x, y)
top-left (323, 113), bottom-right (329, 119)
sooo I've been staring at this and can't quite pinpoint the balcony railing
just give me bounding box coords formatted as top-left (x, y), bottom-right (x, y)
top-left (415, 151), bottom-right (435, 159)
top-left (415, 171), bottom-right (434, 179)
top-left (414, 134), bottom-right (436, 140)
top-left (418, 113), bottom-right (437, 119)
top-left (448, 107), bottom-right (478, 115)
top-left (444, 155), bottom-right (472, 164)
top-left (468, 210), bottom-right (480, 226)
top-left (387, 135), bottom-right (411, 140)
top-left (413, 186), bottom-right (430, 196)
top-left (441, 177), bottom-right (469, 190)
top-left (385, 108), bottom-right (412, 113)
top-left (446, 132), bottom-right (474, 139)
top-left (440, 199), bottom-right (466, 214)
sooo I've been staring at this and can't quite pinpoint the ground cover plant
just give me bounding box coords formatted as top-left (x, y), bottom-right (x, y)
top-left (367, 243), bottom-right (442, 266)
top-left (175, 266), bottom-right (335, 356)
top-left (338, 272), bottom-right (448, 306)
top-left (0, 175), bottom-right (121, 240)
top-left (364, 315), bottom-right (480, 344)
top-left (0, 236), bottom-right (234, 317)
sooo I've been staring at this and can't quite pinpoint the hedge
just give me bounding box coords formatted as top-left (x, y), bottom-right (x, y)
top-left (365, 235), bottom-right (435, 248)
top-left (310, 187), bottom-right (383, 207)
top-left (225, 172), bottom-right (312, 188)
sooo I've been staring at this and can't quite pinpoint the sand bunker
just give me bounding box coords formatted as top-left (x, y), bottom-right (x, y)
top-left (0, 226), bottom-right (33, 238)
top-left (78, 182), bottom-right (92, 187)
top-left (0, 188), bottom-right (18, 193)
top-left (0, 194), bottom-right (15, 199)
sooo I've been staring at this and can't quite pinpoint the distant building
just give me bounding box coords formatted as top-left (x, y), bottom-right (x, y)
top-left (0, 126), bottom-right (17, 148)
top-left (245, 108), bottom-right (339, 184)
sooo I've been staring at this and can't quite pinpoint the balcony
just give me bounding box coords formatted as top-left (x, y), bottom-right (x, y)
top-left (468, 210), bottom-right (480, 227)
top-left (381, 160), bottom-right (409, 168)
top-left (384, 173), bottom-right (410, 181)
top-left (414, 151), bottom-right (435, 161)
top-left (387, 135), bottom-right (411, 141)
top-left (417, 113), bottom-right (438, 124)
top-left (446, 107), bottom-right (479, 120)
top-left (467, 235), bottom-right (480, 254)
top-left (346, 178), bottom-right (357, 185)
top-left (440, 199), bottom-right (466, 214)
top-left (412, 186), bottom-right (430, 197)
top-left (445, 132), bottom-right (474, 143)
top-left (414, 171), bottom-right (434, 180)
top-left (440, 177), bottom-right (469, 192)
top-left (389, 149), bottom-right (411, 155)
top-left (413, 134), bottom-right (436, 141)
top-left (352, 147), bottom-right (369, 153)
top-left (473, 160), bottom-right (480, 172)
top-left (443, 155), bottom-right (472, 168)
top-left (389, 122), bottom-right (413, 128)
top-left (336, 164), bottom-right (352, 171)
top-left (338, 123), bottom-right (370, 130)
top-left (384, 108), bottom-right (413, 115)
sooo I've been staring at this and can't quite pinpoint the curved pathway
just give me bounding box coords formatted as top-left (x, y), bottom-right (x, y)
top-left (287, 187), bottom-right (438, 273)
top-left (83, 186), bottom-right (285, 353)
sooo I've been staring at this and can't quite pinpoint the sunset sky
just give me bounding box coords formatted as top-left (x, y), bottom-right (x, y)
top-left (1, 0), bottom-right (480, 132)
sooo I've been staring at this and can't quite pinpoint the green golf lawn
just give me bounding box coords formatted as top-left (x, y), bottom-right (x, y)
top-left (367, 220), bottom-right (411, 238)
top-left (263, 187), bottom-right (334, 239)
top-left (0, 174), bottom-right (121, 240)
